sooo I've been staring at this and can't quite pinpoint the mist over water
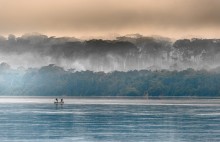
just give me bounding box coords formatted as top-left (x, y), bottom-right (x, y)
top-left (1, 33), bottom-right (220, 72)
top-left (1, 97), bottom-right (220, 106)
top-left (1, 0), bottom-right (220, 141)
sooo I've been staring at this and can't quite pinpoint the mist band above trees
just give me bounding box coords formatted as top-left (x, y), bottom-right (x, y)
top-left (0, 34), bottom-right (220, 72)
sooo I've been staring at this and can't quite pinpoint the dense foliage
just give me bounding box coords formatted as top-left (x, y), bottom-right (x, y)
top-left (0, 64), bottom-right (220, 97)
top-left (1, 34), bottom-right (220, 71)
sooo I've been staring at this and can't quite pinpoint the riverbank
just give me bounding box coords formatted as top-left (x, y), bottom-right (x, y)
top-left (0, 96), bottom-right (220, 105)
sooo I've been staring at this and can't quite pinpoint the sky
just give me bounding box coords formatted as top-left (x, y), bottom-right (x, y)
top-left (0, 0), bottom-right (220, 39)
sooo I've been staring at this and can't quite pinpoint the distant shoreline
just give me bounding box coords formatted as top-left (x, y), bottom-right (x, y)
top-left (0, 96), bottom-right (220, 105)
top-left (1, 96), bottom-right (220, 99)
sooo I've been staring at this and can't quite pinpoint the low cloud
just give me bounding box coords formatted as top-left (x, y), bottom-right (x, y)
top-left (0, 0), bottom-right (220, 38)
top-left (0, 33), bottom-right (220, 72)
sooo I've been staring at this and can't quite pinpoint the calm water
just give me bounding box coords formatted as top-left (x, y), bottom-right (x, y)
top-left (0, 98), bottom-right (220, 142)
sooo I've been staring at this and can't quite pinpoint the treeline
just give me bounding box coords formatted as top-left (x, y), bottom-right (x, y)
top-left (1, 34), bottom-right (220, 71)
top-left (0, 64), bottom-right (220, 97)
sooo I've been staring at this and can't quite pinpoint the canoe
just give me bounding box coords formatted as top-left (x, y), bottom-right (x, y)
top-left (54, 102), bottom-right (64, 105)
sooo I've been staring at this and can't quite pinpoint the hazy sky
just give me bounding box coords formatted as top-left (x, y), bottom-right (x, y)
top-left (0, 0), bottom-right (220, 39)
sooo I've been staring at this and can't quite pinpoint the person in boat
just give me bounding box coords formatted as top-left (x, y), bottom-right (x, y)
top-left (55, 98), bottom-right (58, 103)
top-left (61, 98), bottom-right (64, 103)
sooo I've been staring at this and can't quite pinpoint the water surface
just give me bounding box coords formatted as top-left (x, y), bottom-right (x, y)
top-left (0, 97), bottom-right (220, 142)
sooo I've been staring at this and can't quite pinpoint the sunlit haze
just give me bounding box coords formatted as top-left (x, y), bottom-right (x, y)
top-left (0, 0), bottom-right (220, 39)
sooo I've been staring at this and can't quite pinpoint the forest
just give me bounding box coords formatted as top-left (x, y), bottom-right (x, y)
top-left (1, 34), bottom-right (220, 71)
top-left (0, 63), bottom-right (220, 97)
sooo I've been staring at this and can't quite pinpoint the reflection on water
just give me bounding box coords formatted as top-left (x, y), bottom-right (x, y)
top-left (0, 99), bottom-right (220, 142)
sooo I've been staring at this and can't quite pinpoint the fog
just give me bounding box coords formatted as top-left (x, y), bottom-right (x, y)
top-left (0, 33), bottom-right (220, 72)
top-left (1, 0), bottom-right (220, 38)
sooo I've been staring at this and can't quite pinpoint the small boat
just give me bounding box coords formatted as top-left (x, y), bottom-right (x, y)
top-left (54, 101), bottom-right (64, 105)
top-left (54, 98), bottom-right (64, 105)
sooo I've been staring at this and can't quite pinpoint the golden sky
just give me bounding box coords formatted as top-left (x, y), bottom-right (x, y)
top-left (0, 0), bottom-right (220, 39)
